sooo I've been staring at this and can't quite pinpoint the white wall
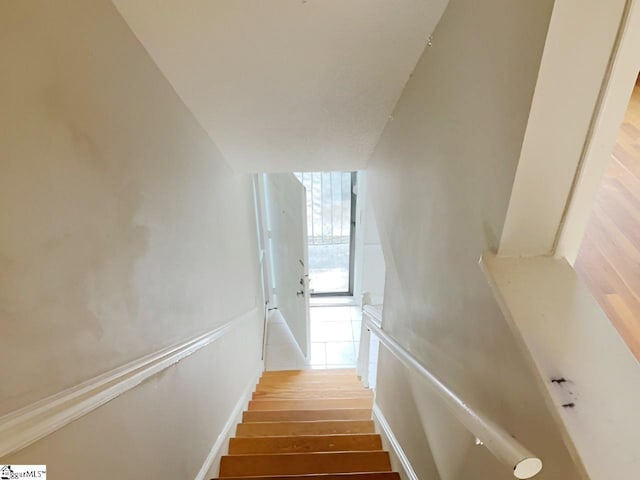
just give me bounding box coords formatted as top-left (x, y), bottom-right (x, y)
top-left (482, 253), bottom-right (640, 480)
top-left (482, 3), bottom-right (640, 478)
top-left (0, 1), bottom-right (263, 476)
top-left (556, 2), bottom-right (640, 263)
top-left (354, 172), bottom-right (386, 305)
top-left (499, 0), bottom-right (629, 257)
top-left (366, 0), bottom-right (583, 478)
top-left (2, 314), bottom-right (263, 479)
top-left (112, 0), bottom-right (450, 173)
top-left (375, 349), bottom-right (441, 480)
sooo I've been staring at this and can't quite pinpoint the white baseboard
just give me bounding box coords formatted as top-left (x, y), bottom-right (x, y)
top-left (195, 362), bottom-right (263, 480)
top-left (372, 403), bottom-right (419, 480)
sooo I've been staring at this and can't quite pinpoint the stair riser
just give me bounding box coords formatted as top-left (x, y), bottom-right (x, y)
top-left (236, 420), bottom-right (375, 437)
top-left (257, 381), bottom-right (363, 389)
top-left (216, 473), bottom-right (400, 480)
top-left (262, 369), bottom-right (357, 376)
top-left (256, 382), bottom-right (365, 391)
top-left (218, 371), bottom-right (398, 480)
top-left (252, 390), bottom-right (373, 400)
top-left (219, 451), bottom-right (391, 477)
top-left (228, 434), bottom-right (382, 454)
top-left (259, 374), bottom-right (361, 382)
top-left (242, 409), bottom-right (372, 422)
top-left (249, 398), bottom-right (373, 411)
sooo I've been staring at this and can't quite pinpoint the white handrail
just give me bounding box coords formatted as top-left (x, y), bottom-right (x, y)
top-left (362, 304), bottom-right (382, 326)
top-left (361, 313), bottom-right (543, 479)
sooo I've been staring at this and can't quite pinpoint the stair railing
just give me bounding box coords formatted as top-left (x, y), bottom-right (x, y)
top-left (358, 304), bottom-right (543, 480)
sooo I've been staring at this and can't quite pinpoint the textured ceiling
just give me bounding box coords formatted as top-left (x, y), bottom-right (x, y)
top-left (113, 0), bottom-right (449, 172)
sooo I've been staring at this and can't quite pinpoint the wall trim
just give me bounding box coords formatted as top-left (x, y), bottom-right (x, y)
top-left (372, 403), bottom-right (419, 480)
top-left (0, 307), bottom-right (258, 459)
top-left (195, 363), bottom-right (263, 480)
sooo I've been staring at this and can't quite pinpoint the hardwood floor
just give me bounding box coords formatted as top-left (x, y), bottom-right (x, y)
top-left (575, 78), bottom-right (640, 361)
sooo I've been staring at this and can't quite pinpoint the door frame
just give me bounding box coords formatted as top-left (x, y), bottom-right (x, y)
top-left (252, 174), bottom-right (275, 361)
top-left (310, 171), bottom-right (358, 297)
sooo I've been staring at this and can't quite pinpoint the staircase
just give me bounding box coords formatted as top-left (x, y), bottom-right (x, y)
top-left (215, 369), bottom-right (400, 480)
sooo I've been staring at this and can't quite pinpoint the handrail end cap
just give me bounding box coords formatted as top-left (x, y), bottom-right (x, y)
top-left (514, 457), bottom-right (542, 479)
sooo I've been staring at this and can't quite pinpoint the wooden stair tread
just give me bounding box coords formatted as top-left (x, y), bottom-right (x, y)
top-left (258, 375), bottom-right (362, 388)
top-left (249, 398), bottom-right (373, 411)
top-left (252, 390), bottom-right (372, 400)
top-left (256, 383), bottom-right (365, 392)
top-left (237, 420), bottom-right (375, 437)
top-left (219, 451), bottom-right (391, 477)
top-left (214, 473), bottom-right (400, 480)
top-left (258, 378), bottom-right (363, 387)
top-left (259, 373), bottom-right (360, 381)
top-left (229, 433), bottom-right (382, 454)
top-left (218, 371), bottom-right (398, 479)
top-left (262, 369), bottom-right (357, 376)
top-left (243, 409), bottom-right (372, 423)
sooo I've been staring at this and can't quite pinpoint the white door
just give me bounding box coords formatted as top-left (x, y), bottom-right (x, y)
top-left (263, 173), bottom-right (310, 358)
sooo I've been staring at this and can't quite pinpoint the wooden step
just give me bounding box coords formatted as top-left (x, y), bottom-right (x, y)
top-left (257, 380), bottom-right (363, 390)
top-left (252, 390), bottom-right (372, 400)
top-left (256, 381), bottom-right (364, 391)
top-left (236, 420), bottom-right (375, 437)
top-left (259, 373), bottom-right (361, 382)
top-left (249, 398), bottom-right (373, 411)
top-left (218, 451), bottom-right (391, 477)
top-left (242, 409), bottom-right (372, 423)
top-left (215, 473), bottom-right (401, 480)
top-left (262, 369), bottom-right (357, 376)
top-left (228, 433), bottom-right (382, 454)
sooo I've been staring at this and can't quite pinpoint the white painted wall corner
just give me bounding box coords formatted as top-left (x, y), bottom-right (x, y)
top-left (0, 308), bottom-right (260, 463)
top-left (372, 403), bottom-right (419, 480)
top-left (196, 363), bottom-right (263, 480)
top-left (0, 310), bottom-right (258, 459)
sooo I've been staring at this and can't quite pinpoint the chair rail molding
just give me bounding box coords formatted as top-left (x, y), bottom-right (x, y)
top-left (0, 307), bottom-right (259, 458)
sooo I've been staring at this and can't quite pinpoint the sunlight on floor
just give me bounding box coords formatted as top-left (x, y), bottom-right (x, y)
top-left (265, 304), bottom-right (363, 371)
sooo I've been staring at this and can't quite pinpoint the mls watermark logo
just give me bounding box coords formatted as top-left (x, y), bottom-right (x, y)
top-left (0, 465), bottom-right (46, 479)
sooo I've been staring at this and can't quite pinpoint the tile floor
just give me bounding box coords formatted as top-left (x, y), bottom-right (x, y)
top-left (264, 303), bottom-right (363, 371)
top-left (309, 295), bottom-right (359, 307)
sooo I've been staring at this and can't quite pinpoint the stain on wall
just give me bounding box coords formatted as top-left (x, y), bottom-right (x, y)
top-left (0, 0), bottom-right (262, 418)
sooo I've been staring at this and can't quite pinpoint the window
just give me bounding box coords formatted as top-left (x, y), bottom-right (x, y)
top-left (295, 172), bottom-right (356, 295)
